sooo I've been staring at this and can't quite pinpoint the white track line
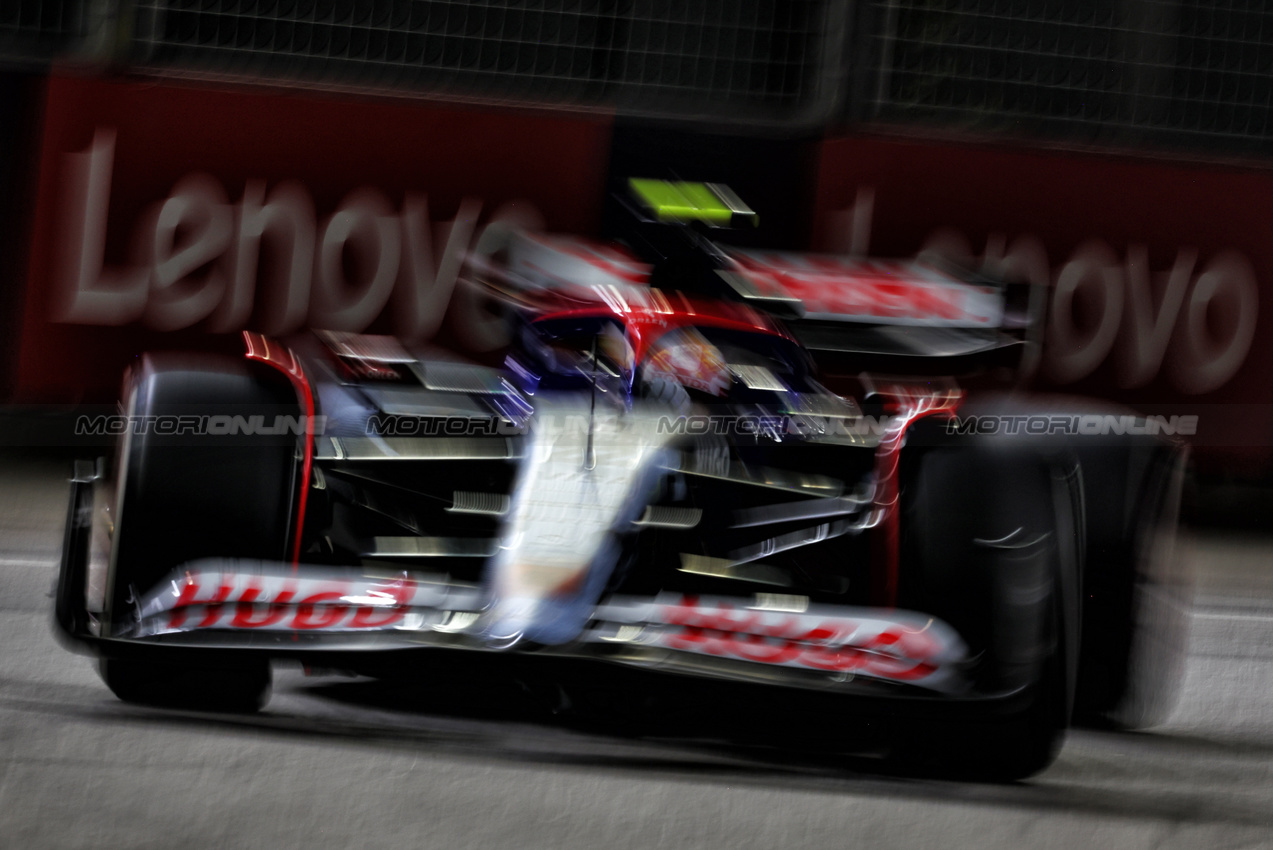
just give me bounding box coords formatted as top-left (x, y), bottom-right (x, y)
top-left (1193, 611), bottom-right (1273, 624)
top-left (0, 557), bottom-right (59, 568)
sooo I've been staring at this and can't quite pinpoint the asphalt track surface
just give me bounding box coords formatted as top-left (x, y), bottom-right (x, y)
top-left (2, 453), bottom-right (1272, 850)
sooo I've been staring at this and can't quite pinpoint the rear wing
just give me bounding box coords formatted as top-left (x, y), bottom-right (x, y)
top-left (724, 250), bottom-right (1005, 327)
top-left (464, 230), bottom-right (1043, 377)
top-left (464, 176), bottom-right (1046, 378)
top-left (718, 248), bottom-right (1044, 378)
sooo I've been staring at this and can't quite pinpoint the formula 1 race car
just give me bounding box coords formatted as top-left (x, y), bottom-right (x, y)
top-left (54, 181), bottom-right (1190, 780)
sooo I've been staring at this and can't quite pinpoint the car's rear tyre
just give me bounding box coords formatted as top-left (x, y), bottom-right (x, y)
top-left (1072, 442), bottom-right (1190, 728)
top-left (949, 393), bottom-right (1191, 731)
top-left (895, 436), bottom-right (1081, 780)
top-left (102, 352), bottom-right (301, 712)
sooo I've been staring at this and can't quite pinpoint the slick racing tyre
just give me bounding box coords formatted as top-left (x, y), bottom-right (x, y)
top-left (896, 435), bottom-right (1083, 781)
top-left (952, 394), bottom-right (1191, 731)
top-left (1071, 440), bottom-right (1190, 729)
top-left (101, 353), bottom-right (301, 712)
top-left (99, 656), bottom-right (272, 713)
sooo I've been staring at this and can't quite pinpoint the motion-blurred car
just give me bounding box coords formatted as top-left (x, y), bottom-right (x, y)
top-left (55, 181), bottom-right (1189, 780)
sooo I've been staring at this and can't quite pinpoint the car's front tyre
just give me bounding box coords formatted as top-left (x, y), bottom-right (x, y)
top-left (101, 352), bottom-right (302, 712)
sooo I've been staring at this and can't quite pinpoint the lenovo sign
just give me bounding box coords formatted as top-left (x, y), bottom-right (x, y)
top-left (815, 137), bottom-right (1273, 469)
top-left (814, 142), bottom-right (1262, 399)
top-left (56, 127), bottom-right (532, 347)
top-left (15, 75), bottom-right (611, 400)
top-left (14, 76), bottom-right (1273, 472)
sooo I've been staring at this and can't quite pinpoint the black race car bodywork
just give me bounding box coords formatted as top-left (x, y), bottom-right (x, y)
top-left (54, 183), bottom-right (1190, 779)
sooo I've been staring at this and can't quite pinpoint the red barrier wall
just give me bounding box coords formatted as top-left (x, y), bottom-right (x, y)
top-left (14, 75), bottom-right (1273, 472)
top-left (814, 134), bottom-right (1273, 471)
top-left (14, 74), bottom-right (613, 401)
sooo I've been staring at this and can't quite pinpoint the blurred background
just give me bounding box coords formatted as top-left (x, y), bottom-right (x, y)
top-left (2, 4), bottom-right (1273, 846)
top-left (2, 0), bottom-right (1273, 490)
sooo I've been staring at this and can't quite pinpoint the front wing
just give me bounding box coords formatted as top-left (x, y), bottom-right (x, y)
top-left (57, 466), bottom-right (969, 699)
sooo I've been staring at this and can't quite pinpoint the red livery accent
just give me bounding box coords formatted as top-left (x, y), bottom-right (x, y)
top-left (660, 598), bottom-right (944, 680)
top-left (726, 250), bottom-right (1003, 327)
top-left (161, 589), bottom-right (408, 632)
top-left (231, 584), bottom-right (297, 628)
top-left (532, 291), bottom-right (793, 367)
top-left (197, 582), bottom-right (235, 629)
top-left (871, 387), bottom-right (964, 607)
top-left (143, 571), bottom-right (438, 633)
top-left (165, 579), bottom-right (203, 630)
top-left (242, 332), bottom-right (315, 566)
top-left (347, 580), bottom-right (417, 628)
top-left (292, 591), bottom-right (350, 629)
